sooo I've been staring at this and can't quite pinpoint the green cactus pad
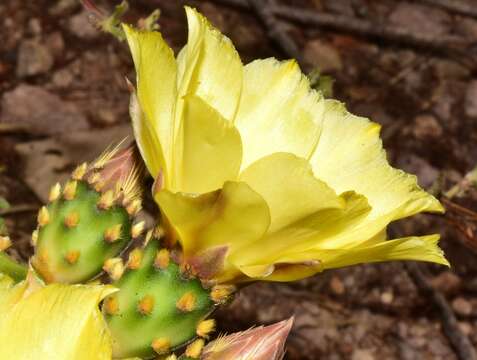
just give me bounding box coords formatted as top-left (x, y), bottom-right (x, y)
top-left (32, 181), bottom-right (132, 283)
top-left (104, 239), bottom-right (214, 359)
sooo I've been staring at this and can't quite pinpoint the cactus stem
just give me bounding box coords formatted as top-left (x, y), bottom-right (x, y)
top-left (131, 221), bottom-right (145, 239)
top-left (48, 183), bottom-right (61, 202)
top-left (154, 249), bottom-right (170, 270)
top-left (151, 337), bottom-right (171, 355)
top-left (37, 206), bottom-right (50, 227)
top-left (185, 338), bottom-right (205, 359)
top-left (125, 198), bottom-right (142, 216)
top-left (63, 180), bottom-right (78, 201)
top-left (72, 162), bottom-right (88, 180)
top-left (103, 258), bottom-right (125, 281)
top-left (0, 236), bottom-right (12, 251)
top-left (64, 211), bottom-right (80, 228)
top-left (127, 248), bottom-right (143, 269)
top-left (98, 190), bottom-right (116, 210)
top-left (31, 229), bottom-right (39, 246)
top-left (137, 294), bottom-right (155, 315)
top-left (64, 250), bottom-right (80, 264)
top-left (196, 319), bottom-right (216, 339)
top-left (104, 295), bottom-right (120, 315)
top-left (210, 285), bottom-right (235, 304)
top-left (176, 291), bottom-right (196, 312)
top-left (104, 224), bottom-right (122, 243)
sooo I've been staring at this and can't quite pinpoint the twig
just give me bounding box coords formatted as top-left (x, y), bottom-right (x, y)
top-left (213, 0), bottom-right (476, 69)
top-left (246, 0), bottom-right (303, 64)
top-left (405, 262), bottom-right (477, 360)
top-left (419, 0), bottom-right (477, 19)
top-left (0, 123), bottom-right (30, 135)
top-left (444, 165), bottom-right (477, 199)
top-left (444, 217), bottom-right (477, 253)
top-left (442, 198), bottom-right (477, 221)
top-left (0, 205), bottom-right (38, 216)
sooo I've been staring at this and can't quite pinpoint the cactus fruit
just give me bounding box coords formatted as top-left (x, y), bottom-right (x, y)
top-left (31, 145), bottom-right (143, 284)
top-left (103, 235), bottom-right (216, 359)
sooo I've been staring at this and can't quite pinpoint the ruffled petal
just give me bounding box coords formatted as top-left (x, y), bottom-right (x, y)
top-left (178, 96), bottom-right (242, 193)
top-left (178, 7), bottom-right (243, 121)
top-left (123, 25), bottom-right (177, 182)
top-left (239, 152), bottom-right (343, 233)
top-left (235, 59), bottom-right (325, 170)
top-left (310, 100), bottom-right (443, 222)
top-left (239, 234), bottom-right (447, 281)
top-left (171, 7), bottom-right (243, 192)
top-left (0, 283), bottom-right (116, 360)
top-left (308, 234), bottom-right (449, 270)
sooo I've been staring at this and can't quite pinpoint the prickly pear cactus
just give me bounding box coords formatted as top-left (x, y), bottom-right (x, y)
top-left (31, 145), bottom-right (144, 284)
top-left (103, 234), bottom-right (217, 359)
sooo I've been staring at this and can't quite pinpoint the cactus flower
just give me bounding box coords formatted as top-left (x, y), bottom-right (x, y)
top-left (202, 318), bottom-right (293, 360)
top-left (124, 7), bottom-right (448, 284)
top-left (0, 273), bottom-right (115, 359)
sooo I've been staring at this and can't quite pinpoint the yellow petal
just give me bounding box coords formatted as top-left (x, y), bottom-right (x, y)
top-left (156, 181), bottom-right (270, 278)
top-left (240, 234), bottom-right (447, 281)
top-left (239, 152), bottom-right (343, 233)
top-left (239, 261), bottom-right (322, 282)
top-left (0, 283), bottom-right (116, 360)
top-left (179, 7), bottom-right (243, 121)
top-left (0, 274), bottom-right (27, 310)
top-left (123, 24), bottom-right (176, 182)
top-left (129, 89), bottom-right (166, 183)
top-left (309, 234), bottom-right (449, 270)
top-left (231, 192), bottom-right (371, 274)
top-left (235, 59), bottom-right (324, 170)
top-left (310, 100), bottom-right (443, 222)
top-left (177, 96), bottom-right (242, 193)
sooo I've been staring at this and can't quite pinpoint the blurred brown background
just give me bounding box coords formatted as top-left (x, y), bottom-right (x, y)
top-left (1, 0), bottom-right (477, 359)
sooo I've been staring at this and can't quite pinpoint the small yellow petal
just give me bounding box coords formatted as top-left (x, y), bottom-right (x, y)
top-left (156, 181), bottom-right (270, 264)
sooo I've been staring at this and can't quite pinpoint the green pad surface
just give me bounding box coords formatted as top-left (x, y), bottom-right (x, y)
top-left (105, 240), bottom-right (214, 359)
top-left (33, 181), bottom-right (131, 283)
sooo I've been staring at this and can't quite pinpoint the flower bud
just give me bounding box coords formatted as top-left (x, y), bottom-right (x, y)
top-left (202, 317), bottom-right (293, 360)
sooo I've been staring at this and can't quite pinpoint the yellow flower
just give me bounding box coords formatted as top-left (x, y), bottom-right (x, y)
top-left (124, 7), bottom-right (448, 284)
top-left (0, 273), bottom-right (115, 359)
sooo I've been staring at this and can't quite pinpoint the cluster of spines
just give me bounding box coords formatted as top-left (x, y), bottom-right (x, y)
top-left (0, 235), bottom-right (11, 252)
top-left (34, 177), bottom-right (143, 267)
top-left (102, 229), bottom-right (236, 359)
top-left (32, 145), bottom-right (144, 284)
